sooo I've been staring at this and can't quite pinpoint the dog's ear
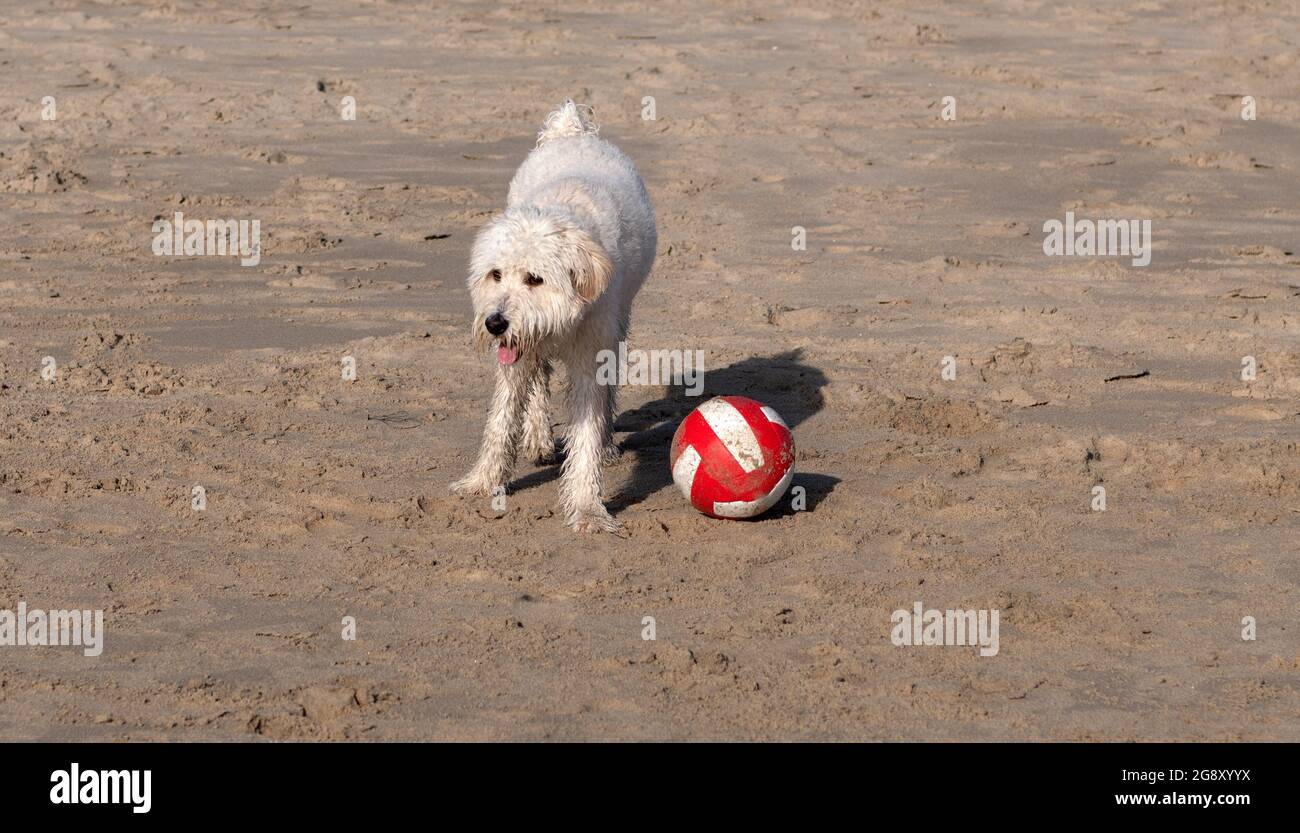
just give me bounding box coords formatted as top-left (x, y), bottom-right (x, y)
top-left (564, 227), bottom-right (612, 302)
top-left (468, 213), bottom-right (508, 287)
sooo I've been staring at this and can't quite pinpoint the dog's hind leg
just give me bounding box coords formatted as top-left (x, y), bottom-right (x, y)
top-left (520, 359), bottom-right (556, 464)
top-left (600, 315), bottom-right (632, 466)
top-left (450, 361), bottom-right (533, 497)
top-left (600, 368), bottom-right (622, 466)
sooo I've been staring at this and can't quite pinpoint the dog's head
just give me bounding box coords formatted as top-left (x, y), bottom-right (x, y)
top-left (467, 207), bottom-right (612, 366)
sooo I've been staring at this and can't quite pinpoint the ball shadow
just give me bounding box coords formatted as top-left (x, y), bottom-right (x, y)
top-left (608, 348), bottom-right (833, 516)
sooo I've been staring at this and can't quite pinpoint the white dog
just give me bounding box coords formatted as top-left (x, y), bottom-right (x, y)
top-left (450, 100), bottom-right (657, 532)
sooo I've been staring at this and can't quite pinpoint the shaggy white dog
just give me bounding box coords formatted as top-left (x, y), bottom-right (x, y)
top-left (450, 100), bottom-right (657, 532)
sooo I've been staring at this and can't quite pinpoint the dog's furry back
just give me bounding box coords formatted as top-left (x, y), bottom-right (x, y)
top-left (508, 101), bottom-right (657, 318)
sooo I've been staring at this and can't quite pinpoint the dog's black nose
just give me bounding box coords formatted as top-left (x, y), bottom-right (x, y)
top-left (484, 312), bottom-right (509, 336)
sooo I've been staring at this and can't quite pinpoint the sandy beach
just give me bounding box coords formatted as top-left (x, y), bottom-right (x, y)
top-left (0, 0), bottom-right (1297, 740)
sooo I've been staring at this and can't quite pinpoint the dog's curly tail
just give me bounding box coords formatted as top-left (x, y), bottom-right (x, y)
top-left (537, 99), bottom-right (599, 146)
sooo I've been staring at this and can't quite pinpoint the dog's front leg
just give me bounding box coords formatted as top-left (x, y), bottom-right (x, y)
top-left (559, 360), bottom-right (619, 533)
top-left (450, 362), bottom-right (532, 497)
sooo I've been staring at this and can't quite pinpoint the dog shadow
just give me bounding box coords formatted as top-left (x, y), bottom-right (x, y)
top-left (512, 349), bottom-right (837, 519)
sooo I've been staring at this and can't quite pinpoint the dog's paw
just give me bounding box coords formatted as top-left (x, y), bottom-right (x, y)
top-left (449, 474), bottom-right (494, 497)
top-left (568, 506), bottom-right (622, 534)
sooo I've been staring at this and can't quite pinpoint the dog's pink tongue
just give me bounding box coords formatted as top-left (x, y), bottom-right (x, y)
top-left (497, 344), bottom-right (519, 366)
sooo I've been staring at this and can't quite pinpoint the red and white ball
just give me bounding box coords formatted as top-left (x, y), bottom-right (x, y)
top-left (669, 395), bottom-right (795, 519)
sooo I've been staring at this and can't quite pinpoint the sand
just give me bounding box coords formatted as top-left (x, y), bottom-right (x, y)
top-left (0, 0), bottom-right (1297, 741)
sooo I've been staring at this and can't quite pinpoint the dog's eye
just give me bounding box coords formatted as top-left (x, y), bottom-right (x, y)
top-left (525, 273), bottom-right (543, 287)
top-left (489, 269), bottom-right (501, 282)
